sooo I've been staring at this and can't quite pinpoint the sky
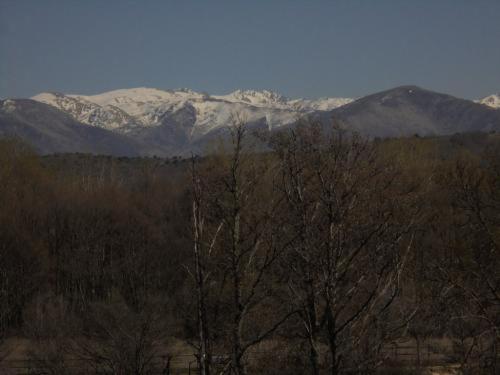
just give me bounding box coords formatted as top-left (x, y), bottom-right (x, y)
top-left (1, 0), bottom-right (499, 100)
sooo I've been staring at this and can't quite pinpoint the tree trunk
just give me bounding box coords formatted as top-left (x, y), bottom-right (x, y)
top-left (230, 208), bottom-right (246, 375)
top-left (326, 309), bottom-right (338, 375)
top-left (192, 162), bottom-right (211, 375)
top-left (308, 336), bottom-right (320, 375)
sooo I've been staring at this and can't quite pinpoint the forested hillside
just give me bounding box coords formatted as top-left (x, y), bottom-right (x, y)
top-left (0, 123), bottom-right (499, 374)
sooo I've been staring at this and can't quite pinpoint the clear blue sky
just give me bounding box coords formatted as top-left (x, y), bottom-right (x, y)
top-left (1, 0), bottom-right (499, 99)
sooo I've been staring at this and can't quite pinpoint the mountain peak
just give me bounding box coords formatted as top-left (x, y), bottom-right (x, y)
top-left (223, 89), bottom-right (288, 106)
top-left (381, 85), bottom-right (427, 96)
top-left (393, 85), bottom-right (422, 90)
top-left (32, 92), bottom-right (65, 101)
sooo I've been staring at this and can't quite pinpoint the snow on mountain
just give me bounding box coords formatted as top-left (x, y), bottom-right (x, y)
top-left (32, 92), bottom-right (137, 130)
top-left (0, 99), bottom-right (142, 156)
top-left (477, 94), bottom-right (500, 109)
top-left (32, 87), bottom-right (353, 135)
top-left (1, 99), bottom-right (17, 114)
top-left (17, 86), bottom-right (500, 157)
top-left (71, 88), bottom-right (207, 117)
top-left (215, 89), bottom-right (289, 108)
top-left (215, 89), bottom-right (353, 111)
top-left (288, 97), bottom-right (354, 111)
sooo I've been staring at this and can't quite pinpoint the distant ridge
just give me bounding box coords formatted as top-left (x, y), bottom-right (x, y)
top-left (329, 86), bottom-right (500, 137)
top-left (0, 99), bottom-right (142, 156)
top-left (0, 86), bottom-right (498, 156)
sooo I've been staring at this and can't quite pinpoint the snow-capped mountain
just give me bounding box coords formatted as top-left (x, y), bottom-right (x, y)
top-left (477, 94), bottom-right (500, 109)
top-left (214, 89), bottom-right (289, 108)
top-left (32, 87), bottom-right (353, 135)
top-left (4, 86), bottom-right (500, 157)
top-left (214, 89), bottom-right (354, 111)
top-left (31, 92), bottom-right (137, 130)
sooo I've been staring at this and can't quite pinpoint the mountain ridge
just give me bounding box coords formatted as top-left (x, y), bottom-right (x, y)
top-left (1, 85), bottom-right (498, 156)
top-left (0, 99), bottom-right (143, 156)
top-left (329, 85), bottom-right (500, 137)
top-left (32, 87), bottom-right (353, 135)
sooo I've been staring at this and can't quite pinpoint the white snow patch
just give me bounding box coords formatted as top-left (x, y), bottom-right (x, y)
top-left (476, 93), bottom-right (500, 109)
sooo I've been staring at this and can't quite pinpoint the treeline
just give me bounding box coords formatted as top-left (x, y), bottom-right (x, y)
top-left (0, 122), bottom-right (499, 374)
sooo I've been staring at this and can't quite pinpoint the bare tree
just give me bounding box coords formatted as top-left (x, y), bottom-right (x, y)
top-left (272, 122), bottom-right (419, 374)
top-left (71, 299), bottom-right (166, 375)
top-left (434, 156), bottom-right (500, 374)
top-left (189, 155), bottom-right (217, 375)
top-left (195, 115), bottom-right (297, 375)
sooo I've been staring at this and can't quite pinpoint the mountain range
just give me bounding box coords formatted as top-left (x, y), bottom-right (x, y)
top-left (1, 86), bottom-right (499, 156)
top-left (31, 88), bottom-right (353, 134)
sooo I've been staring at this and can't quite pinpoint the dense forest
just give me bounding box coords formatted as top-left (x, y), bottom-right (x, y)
top-left (0, 121), bottom-right (499, 374)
